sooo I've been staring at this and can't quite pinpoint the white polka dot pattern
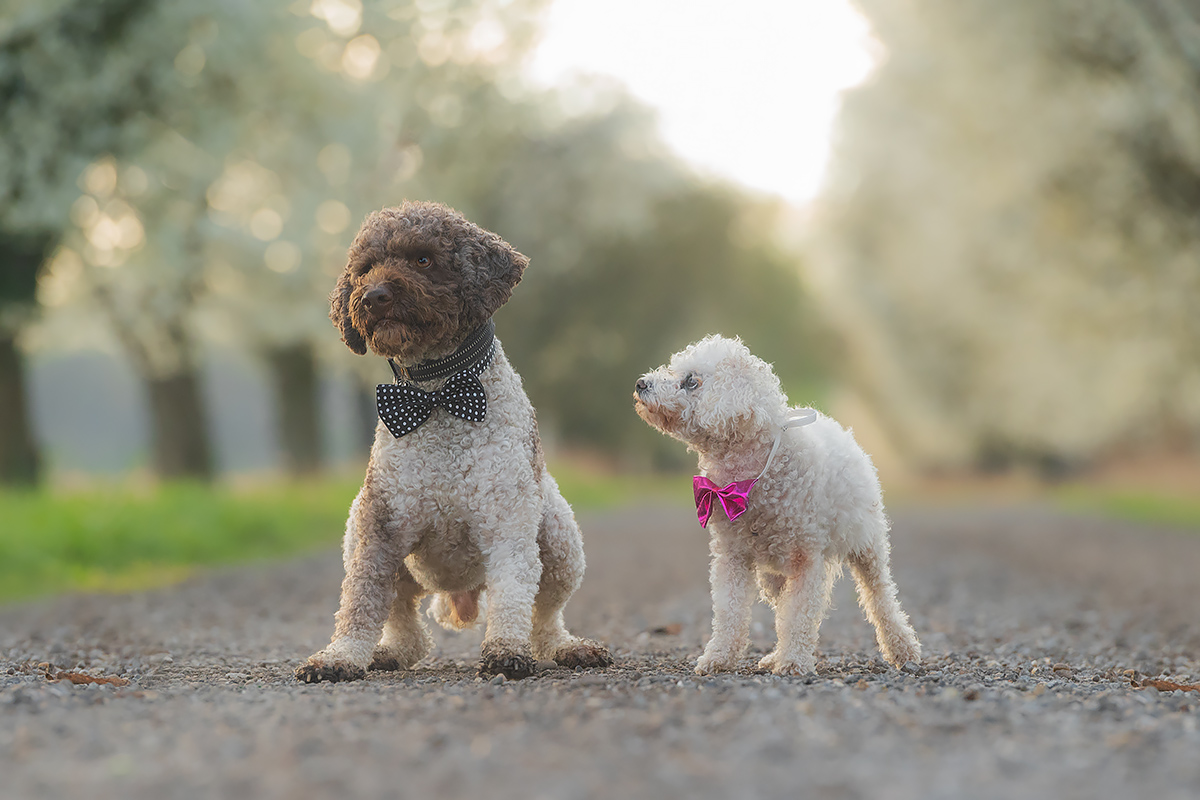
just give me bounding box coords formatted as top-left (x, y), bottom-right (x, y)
top-left (377, 372), bottom-right (489, 438)
top-left (376, 331), bottom-right (496, 439)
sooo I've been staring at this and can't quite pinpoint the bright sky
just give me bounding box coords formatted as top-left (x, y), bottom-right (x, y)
top-left (527, 0), bottom-right (878, 206)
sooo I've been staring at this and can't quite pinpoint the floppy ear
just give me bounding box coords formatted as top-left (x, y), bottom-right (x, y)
top-left (471, 228), bottom-right (529, 318)
top-left (329, 267), bottom-right (367, 355)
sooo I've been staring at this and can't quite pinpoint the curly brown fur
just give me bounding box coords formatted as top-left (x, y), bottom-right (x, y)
top-left (479, 638), bottom-right (537, 680)
top-left (295, 662), bottom-right (366, 684)
top-left (299, 200), bottom-right (611, 684)
top-left (330, 201), bottom-right (528, 364)
top-left (552, 639), bottom-right (616, 669)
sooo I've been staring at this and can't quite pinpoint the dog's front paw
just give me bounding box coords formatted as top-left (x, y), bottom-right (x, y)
top-left (479, 639), bottom-right (537, 680)
top-left (552, 639), bottom-right (614, 670)
top-left (695, 649), bottom-right (741, 675)
top-left (295, 658), bottom-right (367, 684)
top-left (758, 651), bottom-right (815, 677)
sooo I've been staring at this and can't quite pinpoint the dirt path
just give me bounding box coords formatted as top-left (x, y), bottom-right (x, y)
top-left (2, 504), bottom-right (1198, 799)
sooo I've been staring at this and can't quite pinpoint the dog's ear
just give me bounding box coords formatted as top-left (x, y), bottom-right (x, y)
top-left (329, 266), bottom-right (368, 355)
top-left (461, 226), bottom-right (529, 320)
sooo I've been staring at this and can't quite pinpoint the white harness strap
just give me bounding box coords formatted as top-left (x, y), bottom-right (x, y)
top-left (754, 408), bottom-right (818, 481)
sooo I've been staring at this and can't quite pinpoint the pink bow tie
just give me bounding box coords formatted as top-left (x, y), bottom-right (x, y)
top-left (693, 476), bottom-right (758, 528)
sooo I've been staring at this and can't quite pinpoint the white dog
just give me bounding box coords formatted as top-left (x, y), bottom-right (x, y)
top-left (634, 335), bottom-right (921, 675)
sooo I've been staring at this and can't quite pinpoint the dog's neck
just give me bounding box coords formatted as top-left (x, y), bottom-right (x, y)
top-left (695, 430), bottom-right (777, 479)
top-left (388, 319), bottom-right (495, 385)
top-left (696, 409), bottom-right (818, 481)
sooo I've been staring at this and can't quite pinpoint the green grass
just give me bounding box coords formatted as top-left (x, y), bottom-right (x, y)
top-left (0, 466), bottom-right (691, 605)
top-left (1057, 487), bottom-right (1200, 531)
top-left (0, 480), bottom-right (361, 604)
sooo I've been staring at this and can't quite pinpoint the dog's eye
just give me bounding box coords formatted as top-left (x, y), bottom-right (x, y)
top-left (681, 374), bottom-right (699, 391)
top-left (415, 256), bottom-right (430, 267)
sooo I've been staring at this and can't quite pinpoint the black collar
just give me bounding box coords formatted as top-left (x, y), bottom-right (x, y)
top-left (388, 319), bottom-right (496, 384)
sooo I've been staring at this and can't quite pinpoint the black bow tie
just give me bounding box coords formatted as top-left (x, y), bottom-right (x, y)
top-left (376, 321), bottom-right (496, 439)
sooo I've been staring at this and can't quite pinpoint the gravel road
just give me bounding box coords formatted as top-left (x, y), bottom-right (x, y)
top-left (2, 503), bottom-right (1198, 800)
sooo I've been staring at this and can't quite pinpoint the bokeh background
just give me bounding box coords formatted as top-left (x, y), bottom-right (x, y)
top-left (1, 0), bottom-right (1198, 598)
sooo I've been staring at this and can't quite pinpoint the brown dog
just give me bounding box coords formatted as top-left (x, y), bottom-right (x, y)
top-left (296, 201), bottom-right (611, 682)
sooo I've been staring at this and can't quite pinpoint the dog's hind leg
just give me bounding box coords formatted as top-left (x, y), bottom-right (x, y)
top-left (847, 529), bottom-right (922, 668)
top-left (368, 561), bottom-right (434, 671)
top-left (530, 478), bottom-right (613, 669)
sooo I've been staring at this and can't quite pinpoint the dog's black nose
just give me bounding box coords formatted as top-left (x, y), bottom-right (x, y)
top-left (363, 285), bottom-right (393, 314)
top-left (635, 378), bottom-right (649, 396)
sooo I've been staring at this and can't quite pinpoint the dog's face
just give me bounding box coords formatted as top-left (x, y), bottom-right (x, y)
top-left (329, 201), bottom-right (528, 362)
top-left (634, 335), bottom-right (783, 450)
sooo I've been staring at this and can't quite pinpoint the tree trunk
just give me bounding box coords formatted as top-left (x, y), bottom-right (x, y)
top-left (146, 368), bottom-right (213, 481)
top-left (0, 229), bottom-right (55, 487)
top-left (0, 332), bottom-right (40, 486)
top-left (265, 343), bottom-right (324, 476)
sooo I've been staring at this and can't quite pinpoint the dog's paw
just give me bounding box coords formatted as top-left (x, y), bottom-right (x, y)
top-left (882, 638), bottom-right (922, 669)
top-left (552, 639), bottom-right (614, 670)
top-left (478, 639), bottom-right (537, 680)
top-left (294, 659), bottom-right (367, 684)
top-left (759, 651), bottom-right (815, 677)
top-left (368, 650), bottom-right (406, 672)
top-left (695, 650), bottom-right (740, 675)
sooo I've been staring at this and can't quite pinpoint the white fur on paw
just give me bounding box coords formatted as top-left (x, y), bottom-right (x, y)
top-left (884, 640), bottom-right (922, 668)
top-left (766, 655), bottom-right (815, 676)
top-left (695, 651), bottom-right (740, 675)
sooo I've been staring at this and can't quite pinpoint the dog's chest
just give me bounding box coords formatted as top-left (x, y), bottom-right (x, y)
top-left (372, 355), bottom-right (536, 492)
top-left (724, 464), bottom-right (823, 560)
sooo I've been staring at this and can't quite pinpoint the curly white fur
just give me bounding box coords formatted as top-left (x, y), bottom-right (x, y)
top-left (635, 335), bottom-right (922, 676)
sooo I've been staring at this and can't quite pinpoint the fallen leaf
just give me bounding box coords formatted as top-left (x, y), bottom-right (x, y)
top-left (47, 671), bottom-right (130, 687)
top-left (648, 623), bottom-right (683, 636)
top-left (1136, 678), bottom-right (1200, 693)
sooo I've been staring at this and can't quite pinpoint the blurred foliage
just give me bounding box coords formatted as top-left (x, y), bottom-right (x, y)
top-left (5, 0), bottom-right (822, 474)
top-left (817, 0), bottom-right (1200, 470)
top-left (503, 186), bottom-right (828, 466)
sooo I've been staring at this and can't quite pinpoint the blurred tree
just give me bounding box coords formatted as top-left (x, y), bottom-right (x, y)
top-left (412, 87), bottom-right (824, 466)
top-left (0, 0), bottom-right (162, 484)
top-left (34, 0), bottom-right (294, 481)
top-left (816, 0), bottom-right (1200, 471)
top-left (194, 0), bottom-right (552, 473)
top-left (0, 233), bottom-right (51, 484)
top-left (25, 0), bottom-right (824, 478)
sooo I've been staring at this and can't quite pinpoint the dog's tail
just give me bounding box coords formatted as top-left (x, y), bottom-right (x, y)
top-left (427, 590), bottom-right (484, 631)
top-left (847, 543), bottom-right (922, 667)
